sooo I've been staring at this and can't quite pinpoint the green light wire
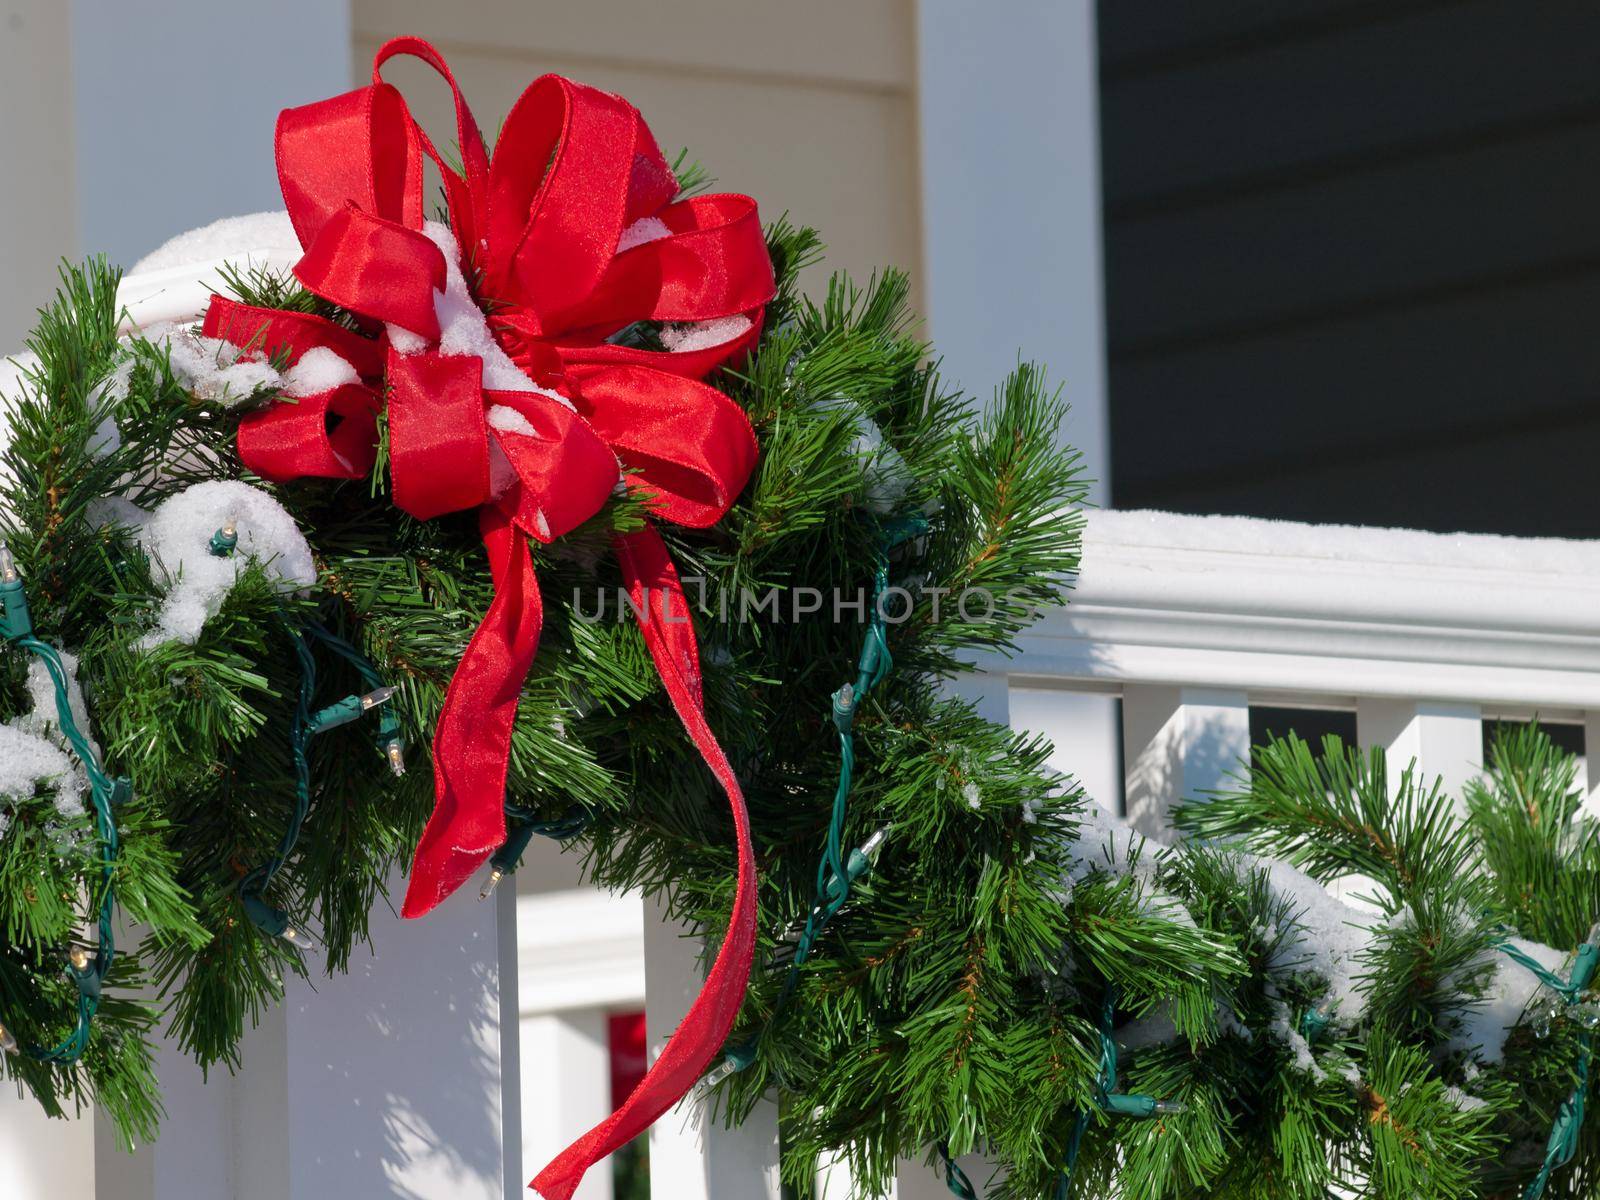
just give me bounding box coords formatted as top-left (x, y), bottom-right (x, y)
top-left (238, 617), bottom-right (402, 944)
top-left (938, 1142), bottom-right (979, 1199)
top-left (1499, 924), bottom-right (1600, 1200)
top-left (0, 558), bottom-right (126, 1065)
top-left (777, 514), bottom-right (926, 1009)
top-left (221, 514), bottom-right (400, 946)
top-left (236, 624), bottom-right (319, 940)
top-left (1051, 988), bottom-right (1182, 1199)
top-left (704, 515), bottom-right (927, 1086)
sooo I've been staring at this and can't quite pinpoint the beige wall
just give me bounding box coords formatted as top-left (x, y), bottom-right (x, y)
top-left (0, 2), bottom-right (76, 352)
top-left (352, 0), bottom-right (922, 311)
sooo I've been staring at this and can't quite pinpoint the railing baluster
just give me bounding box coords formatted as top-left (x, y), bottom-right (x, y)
top-left (522, 1011), bottom-right (613, 1200)
top-left (1008, 686), bottom-right (1125, 816)
top-left (1583, 712), bottom-right (1600, 810)
top-left (642, 895), bottom-right (781, 1200)
top-left (1121, 686), bottom-right (1251, 838)
top-left (1356, 700), bottom-right (1483, 805)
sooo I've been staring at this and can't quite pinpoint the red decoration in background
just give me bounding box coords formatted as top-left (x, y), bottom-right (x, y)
top-left (609, 1012), bottom-right (649, 1108)
top-left (202, 36), bottom-right (773, 1200)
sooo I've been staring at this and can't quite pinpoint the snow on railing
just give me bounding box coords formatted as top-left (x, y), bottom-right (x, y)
top-left (1001, 509), bottom-right (1600, 838)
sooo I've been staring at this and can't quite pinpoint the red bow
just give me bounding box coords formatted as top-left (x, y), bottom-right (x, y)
top-left (202, 37), bottom-right (772, 1200)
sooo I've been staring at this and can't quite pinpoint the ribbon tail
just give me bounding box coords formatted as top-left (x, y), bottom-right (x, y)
top-left (402, 502), bottom-right (542, 918)
top-left (531, 525), bottom-right (757, 1200)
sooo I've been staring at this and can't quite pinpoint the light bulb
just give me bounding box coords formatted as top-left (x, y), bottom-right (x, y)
top-left (361, 686), bottom-right (397, 711)
top-left (479, 867), bottom-right (506, 901)
top-left (0, 544), bottom-right (17, 584)
top-left (1151, 1099), bottom-right (1186, 1116)
top-left (220, 519), bottom-right (237, 539)
top-left (859, 827), bottom-right (889, 863)
top-left (701, 1055), bottom-right (740, 1089)
top-left (0, 1023), bottom-right (16, 1055)
top-left (279, 925), bottom-right (320, 953)
top-left (385, 740), bottom-right (406, 777)
top-left (67, 946), bottom-right (93, 972)
top-left (1569, 1002), bottom-right (1600, 1030)
top-left (1532, 994), bottom-right (1562, 1039)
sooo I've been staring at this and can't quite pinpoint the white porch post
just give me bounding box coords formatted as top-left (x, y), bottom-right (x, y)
top-left (643, 894), bottom-right (781, 1200)
top-left (1356, 700), bottom-right (1484, 804)
top-left (1, 1), bottom-right (351, 351)
top-left (98, 874), bottom-right (522, 1200)
top-left (911, 2), bottom-right (1108, 1193)
top-left (1121, 686), bottom-right (1252, 838)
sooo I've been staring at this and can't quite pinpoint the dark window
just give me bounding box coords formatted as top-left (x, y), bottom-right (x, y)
top-left (1099, 2), bottom-right (1600, 536)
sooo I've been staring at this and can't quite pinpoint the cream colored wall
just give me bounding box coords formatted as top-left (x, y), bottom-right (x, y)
top-left (0, 2), bottom-right (76, 353)
top-left (352, 0), bottom-right (922, 311)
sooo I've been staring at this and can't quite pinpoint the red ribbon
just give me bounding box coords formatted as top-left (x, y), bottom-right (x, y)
top-left (205, 37), bottom-right (773, 1200)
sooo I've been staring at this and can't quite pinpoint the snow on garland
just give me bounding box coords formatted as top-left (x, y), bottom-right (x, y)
top-left (93, 480), bottom-right (316, 649)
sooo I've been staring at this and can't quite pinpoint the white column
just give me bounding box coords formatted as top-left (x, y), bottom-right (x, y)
top-left (913, 0), bottom-right (1109, 492)
top-left (816, 1151), bottom-right (891, 1199)
top-left (1356, 700), bottom-right (1483, 805)
top-left (1121, 686), bottom-right (1252, 839)
top-left (278, 872), bottom-right (520, 1200)
top-left (0, 2), bottom-right (77, 352)
top-left (915, 1), bottom-right (1113, 964)
top-left (643, 894), bottom-right (780, 1200)
top-left (1008, 685), bottom-right (1124, 816)
top-left (2, 2), bottom-right (351, 351)
top-left (101, 873), bottom-right (522, 1200)
top-left (1584, 712), bottom-right (1600, 815)
top-left (67, 0), bottom-right (352, 269)
top-left (0, 1081), bottom-right (96, 1200)
top-left (522, 1012), bottom-right (613, 1200)
top-left (945, 671), bottom-right (1011, 726)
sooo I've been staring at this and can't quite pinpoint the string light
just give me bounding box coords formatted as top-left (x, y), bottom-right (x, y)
top-left (238, 620), bottom-right (401, 953)
top-left (208, 518), bottom-right (239, 557)
top-left (0, 545), bottom-right (122, 1065)
top-left (479, 807), bottom-right (590, 901)
top-left (703, 515), bottom-right (926, 1091)
top-left (214, 524), bottom-right (406, 954)
top-left (1499, 921), bottom-right (1600, 1200)
top-left (1046, 988), bottom-right (1185, 1200)
top-left (939, 1143), bottom-right (979, 1200)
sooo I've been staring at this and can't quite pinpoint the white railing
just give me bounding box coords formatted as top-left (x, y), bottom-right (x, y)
top-left (11, 267), bottom-right (1600, 1199)
top-left (510, 509), bottom-right (1600, 1200)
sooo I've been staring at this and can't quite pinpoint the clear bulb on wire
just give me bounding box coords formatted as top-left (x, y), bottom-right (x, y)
top-left (67, 946), bottom-right (94, 973)
top-left (0, 1022), bottom-right (17, 1055)
top-left (384, 739), bottom-right (406, 777)
top-left (701, 1055), bottom-right (741, 1090)
top-left (1530, 988), bottom-right (1565, 1039)
top-left (479, 867), bottom-right (506, 901)
top-left (361, 686), bottom-right (397, 711)
top-left (279, 924), bottom-right (321, 954)
top-left (0, 543), bottom-right (17, 583)
top-left (1568, 1001), bottom-right (1600, 1030)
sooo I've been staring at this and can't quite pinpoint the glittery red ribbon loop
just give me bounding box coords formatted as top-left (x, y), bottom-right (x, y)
top-left (204, 35), bottom-right (777, 1200)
